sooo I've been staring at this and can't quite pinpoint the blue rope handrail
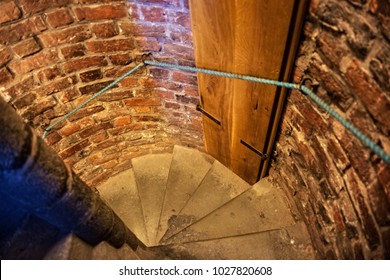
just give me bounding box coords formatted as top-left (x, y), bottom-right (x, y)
top-left (41, 60), bottom-right (390, 164)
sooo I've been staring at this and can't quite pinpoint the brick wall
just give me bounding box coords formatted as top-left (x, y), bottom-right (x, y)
top-left (270, 0), bottom-right (389, 259)
top-left (0, 0), bottom-right (202, 187)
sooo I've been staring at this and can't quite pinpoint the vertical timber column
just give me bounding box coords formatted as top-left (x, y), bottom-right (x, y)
top-left (189, 0), bottom-right (308, 184)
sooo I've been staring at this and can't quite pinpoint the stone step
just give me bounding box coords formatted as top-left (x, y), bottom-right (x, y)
top-left (161, 160), bottom-right (251, 241)
top-left (91, 241), bottom-right (139, 260)
top-left (44, 234), bottom-right (93, 260)
top-left (158, 223), bottom-right (316, 260)
top-left (164, 178), bottom-right (296, 244)
top-left (156, 145), bottom-right (215, 243)
top-left (97, 169), bottom-right (149, 246)
top-left (132, 153), bottom-right (173, 246)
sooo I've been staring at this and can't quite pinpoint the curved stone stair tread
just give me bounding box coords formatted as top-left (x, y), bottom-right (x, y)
top-left (156, 145), bottom-right (215, 243)
top-left (164, 178), bottom-right (296, 244)
top-left (138, 223), bottom-right (315, 260)
top-left (92, 241), bottom-right (139, 260)
top-left (96, 169), bottom-right (149, 246)
top-left (132, 153), bottom-right (172, 246)
top-left (162, 160), bottom-right (251, 241)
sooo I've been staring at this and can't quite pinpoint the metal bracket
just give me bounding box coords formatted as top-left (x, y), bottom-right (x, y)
top-left (196, 104), bottom-right (221, 126)
top-left (240, 139), bottom-right (268, 160)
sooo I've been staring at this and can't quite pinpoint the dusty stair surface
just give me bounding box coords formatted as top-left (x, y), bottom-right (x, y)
top-left (97, 145), bottom-right (316, 260)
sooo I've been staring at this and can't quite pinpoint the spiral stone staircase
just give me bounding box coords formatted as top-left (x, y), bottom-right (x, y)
top-left (51, 145), bottom-right (314, 260)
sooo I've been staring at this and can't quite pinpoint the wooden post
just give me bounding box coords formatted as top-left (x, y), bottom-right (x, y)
top-left (189, 0), bottom-right (308, 184)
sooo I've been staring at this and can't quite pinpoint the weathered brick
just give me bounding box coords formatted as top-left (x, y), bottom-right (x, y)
top-left (11, 93), bottom-right (36, 109)
top-left (19, 0), bottom-right (71, 15)
top-left (308, 62), bottom-right (354, 112)
top-left (68, 105), bottom-right (105, 121)
top-left (79, 69), bottom-right (103, 83)
top-left (79, 80), bottom-right (115, 95)
top-left (8, 49), bottom-right (58, 75)
top-left (370, 0), bottom-right (390, 41)
top-left (60, 44), bottom-right (86, 59)
top-left (118, 21), bottom-right (166, 38)
top-left (165, 102), bottom-right (181, 110)
top-left (366, 180), bottom-right (390, 226)
top-left (34, 76), bottom-right (77, 97)
top-left (114, 116), bottom-right (131, 127)
top-left (45, 131), bottom-right (62, 145)
top-left (345, 60), bottom-right (390, 135)
top-left (0, 67), bottom-right (13, 85)
top-left (171, 71), bottom-right (197, 85)
top-left (171, 11), bottom-right (191, 29)
top-left (62, 56), bottom-right (107, 73)
top-left (60, 123), bottom-right (81, 136)
top-left (96, 90), bottom-right (134, 102)
top-left (108, 123), bottom-right (143, 135)
top-left (163, 43), bottom-right (194, 61)
top-left (124, 98), bottom-right (161, 106)
top-left (344, 169), bottom-right (381, 250)
top-left (0, 47), bottom-right (12, 67)
top-left (149, 68), bottom-right (169, 79)
top-left (85, 39), bottom-right (136, 53)
top-left (140, 5), bottom-right (167, 22)
top-left (136, 37), bottom-right (161, 52)
top-left (369, 47), bottom-right (390, 92)
top-left (317, 31), bottom-right (349, 69)
top-left (119, 77), bottom-right (139, 87)
top-left (5, 75), bottom-right (35, 99)
top-left (79, 123), bottom-right (112, 139)
top-left (21, 97), bottom-right (57, 121)
top-left (56, 88), bottom-right (79, 104)
top-left (91, 21), bottom-right (118, 38)
top-left (12, 37), bottom-right (41, 58)
top-left (0, 1), bottom-right (21, 24)
top-left (39, 25), bottom-right (91, 47)
top-left (73, 4), bottom-right (127, 21)
top-left (59, 139), bottom-right (90, 159)
top-left (37, 66), bottom-right (62, 83)
top-left (109, 53), bottom-right (134, 65)
top-left (45, 8), bottom-right (74, 28)
top-left (0, 16), bottom-right (47, 45)
top-left (136, 0), bottom-right (180, 7)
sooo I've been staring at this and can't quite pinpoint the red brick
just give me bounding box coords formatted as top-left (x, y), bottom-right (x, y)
top-left (45, 8), bottom-right (74, 28)
top-left (344, 169), bottom-right (381, 250)
top-left (45, 131), bottom-right (62, 145)
top-left (91, 21), bottom-right (118, 38)
top-left (165, 102), bottom-right (181, 110)
top-left (171, 11), bottom-right (191, 29)
top-left (8, 49), bottom-right (58, 74)
top-left (317, 31), bottom-right (349, 68)
top-left (124, 98), bottom-right (161, 106)
top-left (118, 21), bottom-right (166, 38)
top-left (114, 116), bottom-right (131, 127)
top-left (0, 1), bottom-right (21, 24)
top-left (57, 88), bottom-right (79, 103)
top-left (136, 37), bottom-right (161, 52)
top-left (119, 77), bottom-right (139, 87)
top-left (5, 75), bottom-right (35, 99)
top-left (85, 39), bottom-right (135, 53)
top-left (79, 69), bottom-right (103, 83)
top-left (163, 43), bottom-right (195, 61)
top-left (136, 0), bottom-right (180, 7)
top-left (135, 107), bottom-right (152, 113)
top-left (0, 67), bottom-right (14, 85)
top-left (62, 56), bottom-right (107, 73)
top-left (108, 123), bottom-right (143, 135)
top-left (170, 29), bottom-right (194, 43)
top-left (0, 16), bottom-right (47, 45)
top-left (345, 60), bottom-right (390, 134)
top-left (22, 97), bottom-right (57, 120)
top-left (39, 25), bottom-right (91, 47)
top-left (12, 37), bottom-right (41, 58)
top-left (149, 68), bottom-right (169, 79)
top-left (34, 76), bottom-right (77, 97)
top-left (37, 66), bottom-right (62, 83)
top-left (0, 47), bottom-right (12, 67)
top-left (68, 105), bottom-right (105, 121)
top-left (19, 0), bottom-right (71, 15)
top-left (79, 122), bottom-right (112, 138)
top-left (60, 44), bottom-right (86, 59)
top-left (109, 53), bottom-right (133, 65)
top-left (11, 92), bottom-right (36, 109)
top-left (171, 71), bottom-right (197, 85)
top-left (73, 4), bottom-right (127, 21)
top-left (59, 139), bottom-right (90, 159)
top-left (141, 5), bottom-right (167, 22)
top-left (79, 80), bottom-right (115, 95)
top-left (60, 123), bottom-right (81, 136)
top-left (96, 90), bottom-right (134, 102)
